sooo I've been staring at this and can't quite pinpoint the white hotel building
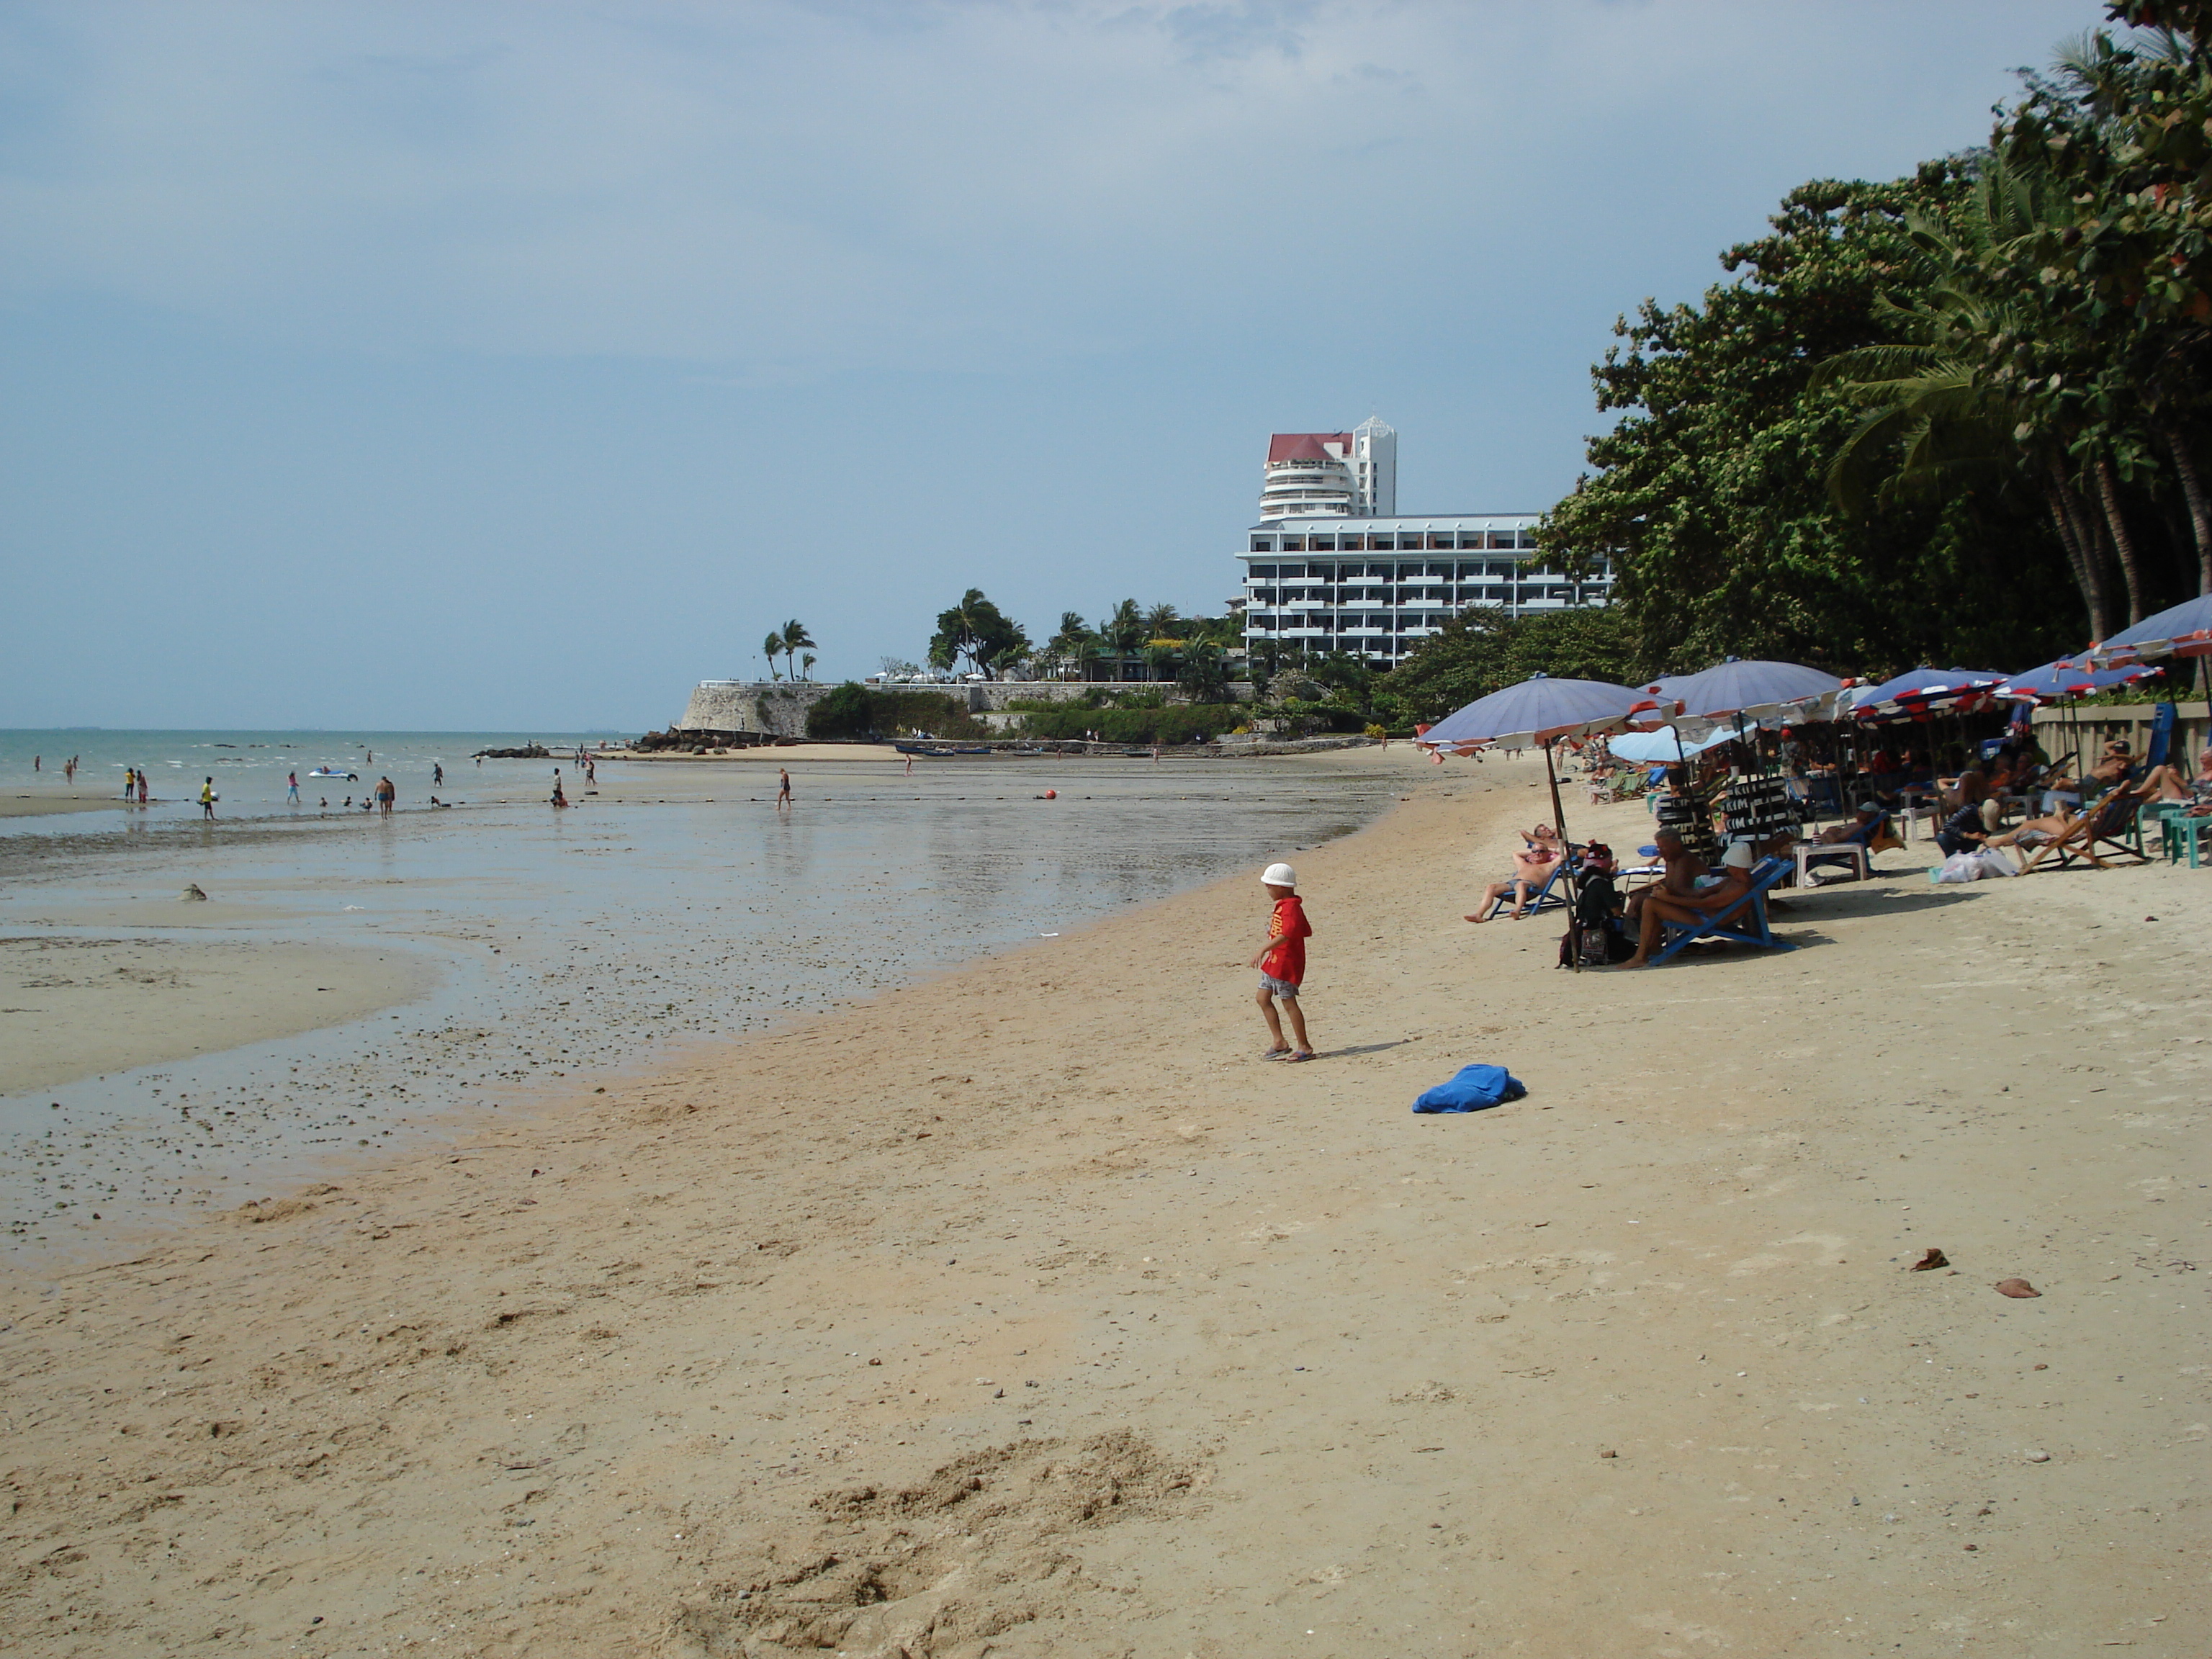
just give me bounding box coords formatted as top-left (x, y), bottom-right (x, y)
top-left (1238, 419), bottom-right (1613, 665)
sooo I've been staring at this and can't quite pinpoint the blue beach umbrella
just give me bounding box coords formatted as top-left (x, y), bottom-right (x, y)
top-left (1851, 667), bottom-right (2008, 722)
top-left (1418, 673), bottom-right (1641, 752)
top-left (2087, 593), bottom-right (2212, 667)
top-left (1995, 659), bottom-right (2162, 703)
top-left (1606, 728), bottom-right (1737, 764)
top-left (1663, 657), bottom-right (1845, 721)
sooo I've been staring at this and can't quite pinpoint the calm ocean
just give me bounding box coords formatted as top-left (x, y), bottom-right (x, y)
top-left (0, 732), bottom-right (1399, 1264)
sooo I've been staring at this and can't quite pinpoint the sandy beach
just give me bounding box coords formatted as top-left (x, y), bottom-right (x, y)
top-left (1, 747), bottom-right (2205, 1656)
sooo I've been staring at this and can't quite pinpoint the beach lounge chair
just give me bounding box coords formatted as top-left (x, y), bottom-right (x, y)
top-left (1649, 856), bottom-right (1797, 966)
top-left (2017, 790), bottom-right (2150, 873)
top-left (1475, 845), bottom-right (1578, 920)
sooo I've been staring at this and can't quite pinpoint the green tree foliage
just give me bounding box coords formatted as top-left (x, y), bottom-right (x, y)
top-left (1542, 168), bottom-right (2082, 678)
top-left (805, 684), bottom-right (989, 740)
top-left (927, 589), bottom-right (1030, 680)
top-left (762, 631), bottom-right (785, 681)
top-left (1382, 607), bottom-right (1642, 722)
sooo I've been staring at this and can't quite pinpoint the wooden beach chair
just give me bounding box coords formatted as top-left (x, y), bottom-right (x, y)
top-left (1649, 857), bottom-right (1798, 966)
top-left (2017, 790), bottom-right (2150, 873)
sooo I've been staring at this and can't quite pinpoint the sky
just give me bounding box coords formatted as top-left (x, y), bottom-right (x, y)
top-left (1, 0), bottom-right (2104, 730)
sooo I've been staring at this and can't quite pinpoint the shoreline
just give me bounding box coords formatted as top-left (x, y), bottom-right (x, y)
top-left (1, 751), bottom-right (2204, 1654)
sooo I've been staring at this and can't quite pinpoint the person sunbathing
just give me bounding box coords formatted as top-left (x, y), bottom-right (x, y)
top-left (1615, 841), bottom-right (1757, 969)
top-left (1466, 824), bottom-right (1565, 922)
top-left (1807, 805), bottom-right (1885, 845)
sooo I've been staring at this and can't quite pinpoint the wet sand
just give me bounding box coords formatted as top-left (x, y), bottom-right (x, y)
top-left (0, 788), bottom-right (134, 819)
top-left (0, 750), bottom-right (2204, 1656)
top-left (0, 927), bottom-right (431, 1097)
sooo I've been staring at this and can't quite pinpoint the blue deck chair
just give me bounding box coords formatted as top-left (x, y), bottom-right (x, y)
top-left (1477, 844), bottom-right (1580, 920)
top-left (1650, 857), bottom-right (1798, 966)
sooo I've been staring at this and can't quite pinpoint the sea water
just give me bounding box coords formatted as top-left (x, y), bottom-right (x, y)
top-left (0, 739), bottom-right (1398, 1260)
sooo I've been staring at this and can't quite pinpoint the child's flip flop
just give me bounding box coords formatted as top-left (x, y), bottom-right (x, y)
top-left (1285, 1051), bottom-right (1316, 1063)
top-left (1261, 1046), bottom-right (1291, 1059)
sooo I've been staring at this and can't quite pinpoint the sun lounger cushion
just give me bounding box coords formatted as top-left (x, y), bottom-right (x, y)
top-left (1412, 1064), bottom-right (1528, 1115)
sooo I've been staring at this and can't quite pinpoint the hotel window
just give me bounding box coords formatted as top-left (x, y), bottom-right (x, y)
top-left (1277, 564), bottom-right (1305, 578)
top-left (1426, 534), bottom-right (1452, 551)
top-left (1280, 536), bottom-right (1304, 552)
top-left (1518, 531), bottom-right (1539, 550)
top-left (1339, 534), bottom-right (1367, 552)
top-left (1487, 532), bottom-right (1514, 550)
top-left (1250, 565), bottom-right (1277, 579)
top-left (1308, 535), bottom-right (1336, 551)
top-left (1250, 537), bottom-right (1274, 552)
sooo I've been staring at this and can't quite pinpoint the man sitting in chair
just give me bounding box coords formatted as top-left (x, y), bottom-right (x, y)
top-left (1617, 842), bottom-right (1757, 970)
top-left (1623, 827), bottom-right (1705, 927)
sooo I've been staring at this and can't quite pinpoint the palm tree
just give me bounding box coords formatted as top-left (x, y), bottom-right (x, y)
top-left (781, 619), bottom-right (816, 680)
top-left (1143, 601), bottom-right (1182, 639)
top-left (1813, 156), bottom-right (2136, 634)
top-left (762, 631), bottom-right (785, 682)
top-left (801, 652), bottom-right (816, 681)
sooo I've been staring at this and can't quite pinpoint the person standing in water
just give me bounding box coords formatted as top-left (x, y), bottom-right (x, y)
top-left (433, 763), bottom-right (444, 788)
top-left (776, 768), bottom-right (792, 809)
top-left (199, 778), bottom-right (217, 819)
top-left (123, 768), bottom-right (136, 801)
top-left (138, 770), bottom-right (148, 805)
top-left (287, 770), bottom-right (300, 804)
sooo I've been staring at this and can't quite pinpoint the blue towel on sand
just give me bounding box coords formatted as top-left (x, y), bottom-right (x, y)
top-left (1412, 1064), bottom-right (1527, 1114)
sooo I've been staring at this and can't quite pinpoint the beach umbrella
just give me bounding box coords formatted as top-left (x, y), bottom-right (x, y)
top-left (1663, 657), bottom-right (1845, 721)
top-left (1851, 667), bottom-right (2008, 722)
top-left (2086, 593), bottom-right (2212, 667)
top-left (1417, 673), bottom-right (1642, 753)
top-left (1417, 675), bottom-right (1640, 971)
top-left (1606, 728), bottom-right (1737, 764)
top-left (1994, 659), bottom-right (2162, 703)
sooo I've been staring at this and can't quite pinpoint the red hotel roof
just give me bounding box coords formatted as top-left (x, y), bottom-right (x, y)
top-left (1267, 432), bottom-right (1354, 464)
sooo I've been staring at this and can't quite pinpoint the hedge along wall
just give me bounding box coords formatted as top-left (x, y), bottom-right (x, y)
top-left (1017, 706), bottom-right (1233, 745)
top-left (805, 685), bottom-right (990, 740)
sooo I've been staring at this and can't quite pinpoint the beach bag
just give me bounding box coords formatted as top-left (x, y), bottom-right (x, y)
top-left (1969, 848), bottom-right (2016, 878)
top-left (1412, 1064), bottom-right (1528, 1115)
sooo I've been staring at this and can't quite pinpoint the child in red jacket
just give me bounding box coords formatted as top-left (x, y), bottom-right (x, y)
top-left (1249, 861), bottom-right (1314, 1061)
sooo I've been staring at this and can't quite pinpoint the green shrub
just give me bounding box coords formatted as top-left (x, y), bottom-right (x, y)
top-left (806, 684), bottom-right (988, 740)
top-left (1017, 706), bottom-right (1230, 745)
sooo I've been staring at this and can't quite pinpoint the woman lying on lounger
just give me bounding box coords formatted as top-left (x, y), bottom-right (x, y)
top-left (1466, 824), bottom-right (1565, 922)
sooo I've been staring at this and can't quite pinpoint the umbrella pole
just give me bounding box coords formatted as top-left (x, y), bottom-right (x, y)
top-left (1542, 739), bottom-right (1585, 972)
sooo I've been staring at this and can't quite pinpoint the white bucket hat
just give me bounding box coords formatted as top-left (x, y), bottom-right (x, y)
top-left (1262, 862), bottom-right (1297, 889)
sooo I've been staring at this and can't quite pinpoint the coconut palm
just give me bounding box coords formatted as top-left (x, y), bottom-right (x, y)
top-left (762, 631), bottom-right (785, 682)
top-left (781, 619), bottom-right (816, 680)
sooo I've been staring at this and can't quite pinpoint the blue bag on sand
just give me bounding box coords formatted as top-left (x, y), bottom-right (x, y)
top-left (1412, 1064), bottom-right (1527, 1115)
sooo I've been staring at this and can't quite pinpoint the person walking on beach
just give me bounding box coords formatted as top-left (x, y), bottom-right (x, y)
top-left (376, 775), bottom-right (396, 811)
top-left (583, 756), bottom-right (595, 787)
top-left (1250, 861), bottom-right (1314, 1061)
top-left (199, 777), bottom-right (217, 819)
top-left (287, 770), bottom-right (300, 804)
top-left (777, 768), bottom-right (792, 809)
top-left (433, 763), bottom-right (444, 788)
top-left (551, 768), bottom-right (568, 809)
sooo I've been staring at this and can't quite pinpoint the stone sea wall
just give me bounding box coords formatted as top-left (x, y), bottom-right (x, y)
top-left (673, 679), bottom-right (1258, 737)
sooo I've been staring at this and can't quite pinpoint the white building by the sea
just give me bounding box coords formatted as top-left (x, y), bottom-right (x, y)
top-left (1237, 418), bottom-right (1614, 666)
